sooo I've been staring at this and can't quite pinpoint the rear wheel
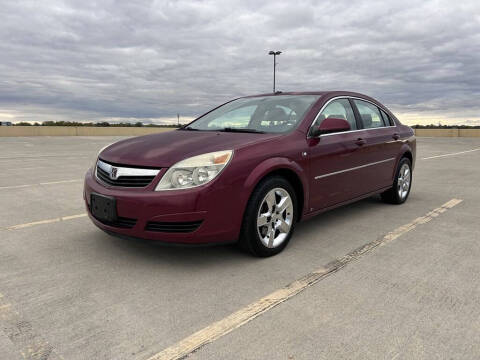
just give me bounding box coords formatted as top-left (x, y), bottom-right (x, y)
top-left (239, 176), bottom-right (297, 257)
top-left (381, 157), bottom-right (412, 204)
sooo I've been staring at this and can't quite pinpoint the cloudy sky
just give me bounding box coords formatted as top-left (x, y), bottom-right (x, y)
top-left (1, 0), bottom-right (479, 125)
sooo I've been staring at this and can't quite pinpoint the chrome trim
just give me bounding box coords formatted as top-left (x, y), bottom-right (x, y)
top-left (96, 159), bottom-right (160, 181)
top-left (307, 96), bottom-right (397, 139)
top-left (314, 157), bottom-right (395, 180)
top-left (319, 126), bottom-right (397, 137)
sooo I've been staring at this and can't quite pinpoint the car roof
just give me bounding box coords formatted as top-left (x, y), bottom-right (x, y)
top-left (243, 91), bottom-right (384, 106)
top-left (238, 91), bottom-right (397, 122)
top-left (241, 91), bottom-right (375, 100)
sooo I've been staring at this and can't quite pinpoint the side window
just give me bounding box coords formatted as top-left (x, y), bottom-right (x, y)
top-left (313, 99), bottom-right (356, 132)
top-left (353, 99), bottom-right (385, 129)
top-left (380, 109), bottom-right (394, 126)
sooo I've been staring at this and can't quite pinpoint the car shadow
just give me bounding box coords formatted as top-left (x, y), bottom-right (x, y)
top-left (296, 195), bottom-right (383, 234)
top-left (95, 228), bottom-right (246, 268)
top-left (90, 195), bottom-right (386, 268)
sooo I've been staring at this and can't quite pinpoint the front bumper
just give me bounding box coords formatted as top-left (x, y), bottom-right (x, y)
top-left (83, 168), bottom-right (242, 244)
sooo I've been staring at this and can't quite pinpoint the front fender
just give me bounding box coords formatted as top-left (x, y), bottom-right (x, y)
top-left (242, 157), bottom-right (309, 215)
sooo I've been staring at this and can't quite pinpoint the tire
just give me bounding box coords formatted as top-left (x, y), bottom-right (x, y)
top-left (381, 157), bottom-right (412, 204)
top-left (239, 176), bottom-right (297, 257)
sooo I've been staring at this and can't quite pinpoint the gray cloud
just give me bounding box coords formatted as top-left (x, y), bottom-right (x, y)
top-left (0, 0), bottom-right (479, 124)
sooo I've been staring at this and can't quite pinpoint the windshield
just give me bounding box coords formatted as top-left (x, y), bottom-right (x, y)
top-left (184, 95), bottom-right (320, 134)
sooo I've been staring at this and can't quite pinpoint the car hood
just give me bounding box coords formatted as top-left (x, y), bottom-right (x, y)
top-left (99, 129), bottom-right (281, 168)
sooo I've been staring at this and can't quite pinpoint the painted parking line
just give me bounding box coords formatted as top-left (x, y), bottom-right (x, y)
top-left (2, 213), bottom-right (87, 231)
top-left (147, 198), bottom-right (463, 360)
top-left (0, 166), bottom-right (50, 172)
top-left (0, 154), bottom-right (90, 160)
top-left (0, 179), bottom-right (82, 190)
top-left (422, 147), bottom-right (480, 160)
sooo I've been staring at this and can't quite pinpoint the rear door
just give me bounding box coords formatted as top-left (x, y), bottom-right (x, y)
top-left (350, 99), bottom-right (401, 192)
top-left (307, 98), bottom-right (369, 211)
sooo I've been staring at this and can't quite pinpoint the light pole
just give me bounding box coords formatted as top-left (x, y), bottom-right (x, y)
top-left (268, 50), bottom-right (282, 93)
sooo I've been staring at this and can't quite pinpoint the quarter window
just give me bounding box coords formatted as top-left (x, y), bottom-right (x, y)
top-left (311, 99), bottom-right (356, 133)
top-left (353, 99), bottom-right (385, 129)
top-left (380, 109), bottom-right (393, 126)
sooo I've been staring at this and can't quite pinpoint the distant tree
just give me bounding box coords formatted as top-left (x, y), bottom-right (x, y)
top-left (96, 122), bottom-right (110, 127)
top-left (411, 124), bottom-right (480, 129)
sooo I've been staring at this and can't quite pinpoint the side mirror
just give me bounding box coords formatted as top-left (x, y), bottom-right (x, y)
top-left (310, 117), bottom-right (351, 137)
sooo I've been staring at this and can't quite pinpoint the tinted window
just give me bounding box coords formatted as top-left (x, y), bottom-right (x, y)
top-left (353, 99), bottom-right (385, 129)
top-left (380, 109), bottom-right (393, 126)
top-left (311, 99), bottom-right (356, 133)
top-left (187, 95), bottom-right (320, 134)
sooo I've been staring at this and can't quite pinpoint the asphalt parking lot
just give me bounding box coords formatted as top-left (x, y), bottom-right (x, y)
top-left (1, 136), bottom-right (479, 360)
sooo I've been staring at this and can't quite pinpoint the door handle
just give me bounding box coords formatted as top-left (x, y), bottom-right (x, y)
top-left (355, 138), bottom-right (366, 146)
top-left (392, 133), bottom-right (400, 140)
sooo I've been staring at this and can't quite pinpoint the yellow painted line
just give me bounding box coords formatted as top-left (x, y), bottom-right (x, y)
top-left (0, 166), bottom-right (46, 171)
top-left (0, 303), bottom-right (12, 312)
top-left (2, 213), bottom-right (87, 231)
top-left (39, 179), bottom-right (82, 186)
top-left (147, 198), bottom-right (463, 360)
top-left (422, 147), bottom-right (480, 160)
top-left (0, 179), bottom-right (82, 190)
top-left (0, 154), bottom-right (89, 160)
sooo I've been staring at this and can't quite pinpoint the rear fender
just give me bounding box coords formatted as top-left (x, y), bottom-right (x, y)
top-left (392, 142), bottom-right (415, 181)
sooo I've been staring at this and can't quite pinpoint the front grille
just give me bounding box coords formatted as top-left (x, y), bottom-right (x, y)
top-left (145, 220), bottom-right (203, 233)
top-left (95, 159), bottom-right (159, 188)
top-left (96, 167), bottom-right (155, 187)
top-left (95, 216), bottom-right (137, 229)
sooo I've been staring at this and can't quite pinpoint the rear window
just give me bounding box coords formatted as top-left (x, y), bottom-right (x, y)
top-left (353, 99), bottom-right (385, 129)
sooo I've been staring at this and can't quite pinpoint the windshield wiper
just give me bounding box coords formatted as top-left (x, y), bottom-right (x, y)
top-left (219, 127), bottom-right (265, 134)
top-left (180, 126), bottom-right (200, 131)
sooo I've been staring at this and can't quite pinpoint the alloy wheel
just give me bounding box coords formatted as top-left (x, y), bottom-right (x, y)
top-left (397, 163), bottom-right (411, 200)
top-left (256, 188), bottom-right (294, 248)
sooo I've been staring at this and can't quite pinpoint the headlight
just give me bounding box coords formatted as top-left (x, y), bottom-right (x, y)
top-left (155, 150), bottom-right (233, 190)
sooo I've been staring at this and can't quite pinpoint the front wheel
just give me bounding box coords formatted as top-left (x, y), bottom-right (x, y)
top-left (381, 157), bottom-right (412, 204)
top-left (239, 176), bottom-right (297, 257)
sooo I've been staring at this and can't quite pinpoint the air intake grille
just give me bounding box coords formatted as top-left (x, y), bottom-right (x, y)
top-left (145, 220), bottom-right (203, 233)
top-left (95, 159), bottom-right (160, 188)
top-left (95, 216), bottom-right (137, 229)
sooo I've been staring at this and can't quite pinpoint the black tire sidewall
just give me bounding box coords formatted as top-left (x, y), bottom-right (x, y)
top-left (240, 176), bottom-right (297, 257)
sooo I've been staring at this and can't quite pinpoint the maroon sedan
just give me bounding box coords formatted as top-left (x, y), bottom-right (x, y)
top-left (84, 91), bottom-right (415, 256)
